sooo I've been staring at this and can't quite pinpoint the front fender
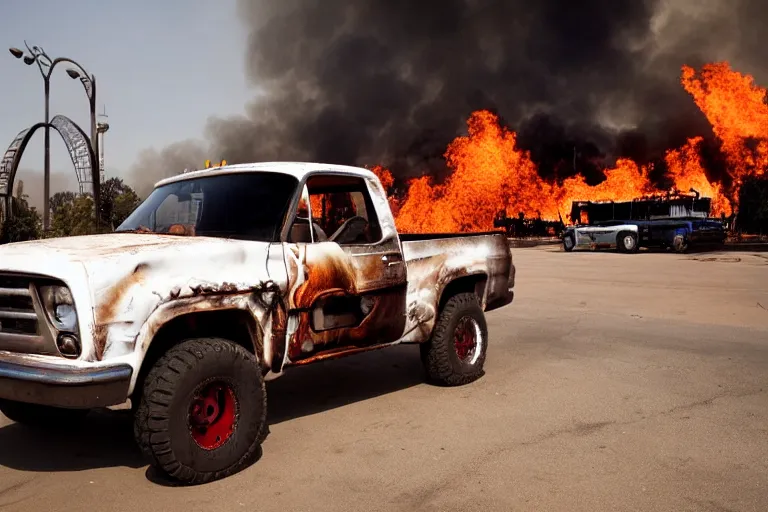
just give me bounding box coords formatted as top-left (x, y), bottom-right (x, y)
top-left (126, 292), bottom-right (281, 396)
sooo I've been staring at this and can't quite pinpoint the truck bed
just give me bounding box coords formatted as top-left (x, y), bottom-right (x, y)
top-left (398, 231), bottom-right (515, 343)
top-left (398, 231), bottom-right (505, 241)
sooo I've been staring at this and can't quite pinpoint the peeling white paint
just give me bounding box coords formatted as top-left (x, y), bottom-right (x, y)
top-left (0, 163), bottom-right (515, 407)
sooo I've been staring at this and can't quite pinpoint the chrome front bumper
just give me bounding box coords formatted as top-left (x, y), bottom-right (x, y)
top-left (0, 356), bottom-right (132, 409)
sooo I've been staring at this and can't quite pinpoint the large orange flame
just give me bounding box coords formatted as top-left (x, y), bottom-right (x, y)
top-left (664, 136), bottom-right (731, 216)
top-left (681, 63), bottom-right (767, 200)
top-left (369, 62), bottom-right (764, 233)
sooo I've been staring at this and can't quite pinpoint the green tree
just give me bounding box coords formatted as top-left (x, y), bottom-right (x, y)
top-left (0, 180), bottom-right (42, 244)
top-left (99, 178), bottom-right (141, 229)
top-left (45, 178), bottom-right (142, 238)
top-left (49, 192), bottom-right (98, 237)
top-left (49, 191), bottom-right (77, 215)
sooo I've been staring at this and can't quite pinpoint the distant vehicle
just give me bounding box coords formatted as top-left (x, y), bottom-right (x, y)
top-left (562, 218), bottom-right (726, 254)
top-left (562, 191), bottom-right (726, 253)
top-left (562, 221), bottom-right (640, 253)
top-left (632, 218), bottom-right (726, 252)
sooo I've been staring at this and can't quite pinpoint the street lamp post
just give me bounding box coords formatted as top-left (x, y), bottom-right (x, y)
top-left (8, 42), bottom-right (100, 230)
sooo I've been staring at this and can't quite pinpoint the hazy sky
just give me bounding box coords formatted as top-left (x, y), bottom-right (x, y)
top-left (0, 0), bottom-right (252, 203)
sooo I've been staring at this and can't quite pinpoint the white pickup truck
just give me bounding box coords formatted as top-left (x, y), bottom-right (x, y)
top-left (0, 162), bottom-right (515, 484)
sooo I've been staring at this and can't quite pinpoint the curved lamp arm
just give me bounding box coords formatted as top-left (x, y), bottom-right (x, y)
top-left (22, 41), bottom-right (94, 100)
top-left (23, 41), bottom-right (53, 79)
top-left (53, 57), bottom-right (95, 100)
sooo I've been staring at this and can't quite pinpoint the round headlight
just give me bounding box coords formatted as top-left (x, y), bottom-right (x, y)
top-left (54, 304), bottom-right (77, 331)
top-left (39, 285), bottom-right (78, 332)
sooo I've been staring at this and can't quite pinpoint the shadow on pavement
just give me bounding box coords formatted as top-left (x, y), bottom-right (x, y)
top-left (0, 408), bottom-right (143, 472)
top-left (0, 344), bottom-right (426, 480)
top-left (143, 447), bottom-right (264, 487)
top-left (265, 344), bottom-right (425, 425)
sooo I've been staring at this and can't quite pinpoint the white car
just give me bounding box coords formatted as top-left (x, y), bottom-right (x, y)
top-left (561, 221), bottom-right (640, 253)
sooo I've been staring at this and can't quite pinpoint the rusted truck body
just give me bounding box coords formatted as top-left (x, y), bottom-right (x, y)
top-left (0, 162), bottom-right (515, 484)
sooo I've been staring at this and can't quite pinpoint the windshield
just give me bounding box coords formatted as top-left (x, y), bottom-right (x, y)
top-left (117, 172), bottom-right (298, 241)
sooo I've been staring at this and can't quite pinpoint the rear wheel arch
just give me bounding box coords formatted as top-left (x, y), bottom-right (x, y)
top-left (132, 308), bottom-right (263, 405)
top-left (438, 274), bottom-right (488, 311)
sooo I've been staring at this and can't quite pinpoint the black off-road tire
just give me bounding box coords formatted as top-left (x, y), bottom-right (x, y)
top-left (616, 231), bottom-right (639, 253)
top-left (420, 292), bottom-right (488, 386)
top-left (133, 338), bottom-right (267, 485)
top-left (0, 399), bottom-right (89, 428)
top-left (563, 233), bottom-right (576, 252)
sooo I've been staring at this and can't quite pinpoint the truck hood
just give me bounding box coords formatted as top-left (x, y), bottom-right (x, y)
top-left (0, 232), bottom-right (278, 290)
top-left (4, 228), bottom-right (269, 252)
top-left (0, 233), bottom-right (247, 264)
top-left (0, 234), bottom-right (281, 361)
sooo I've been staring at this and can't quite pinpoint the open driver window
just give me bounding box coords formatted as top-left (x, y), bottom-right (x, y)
top-left (305, 175), bottom-right (382, 245)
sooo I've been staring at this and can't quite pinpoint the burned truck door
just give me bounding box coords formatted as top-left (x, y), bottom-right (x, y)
top-left (282, 174), bottom-right (407, 364)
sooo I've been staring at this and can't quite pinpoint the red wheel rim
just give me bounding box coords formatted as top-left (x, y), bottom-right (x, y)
top-left (454, 316), bottom-right (480, 363)
top-left (188, 380), bottom-right (238, 450)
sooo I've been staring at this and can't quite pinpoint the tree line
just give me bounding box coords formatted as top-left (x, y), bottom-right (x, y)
top-left (0, 177), bottom-right (141, 244)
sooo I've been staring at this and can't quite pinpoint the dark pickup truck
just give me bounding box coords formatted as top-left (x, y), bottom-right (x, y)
top-left (633, 217), bottom-right (726, 252)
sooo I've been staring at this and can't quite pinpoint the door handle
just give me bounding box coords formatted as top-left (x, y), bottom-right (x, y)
top-left (381, 255), bottom-right (402, 266)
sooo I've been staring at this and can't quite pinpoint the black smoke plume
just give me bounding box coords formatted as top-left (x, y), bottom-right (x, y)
top-left (128, 0), bottom-right (767, 195)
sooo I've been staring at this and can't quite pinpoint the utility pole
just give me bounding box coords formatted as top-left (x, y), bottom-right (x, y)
top-left (96, 105), bottom-right (109, 185)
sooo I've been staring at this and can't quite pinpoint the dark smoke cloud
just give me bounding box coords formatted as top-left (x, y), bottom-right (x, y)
top-left (128, 140), bottom-right (208, 197)
top-left (128, 0), bottom-right (766, 193)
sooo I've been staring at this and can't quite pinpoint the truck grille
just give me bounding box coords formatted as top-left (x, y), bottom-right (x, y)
top-left (0, 275), bottom-right (39, 335)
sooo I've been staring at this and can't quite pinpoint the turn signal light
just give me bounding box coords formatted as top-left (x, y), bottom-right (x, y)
top-left (57, 334), bottom-right (81, 358)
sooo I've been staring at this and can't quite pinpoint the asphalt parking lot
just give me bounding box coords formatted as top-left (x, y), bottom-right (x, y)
top-left (1, 245), bottom-right (767, 512)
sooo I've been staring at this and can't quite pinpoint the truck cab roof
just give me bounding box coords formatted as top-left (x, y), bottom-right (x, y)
top-left (154, 161), bottom-right (378, 189)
